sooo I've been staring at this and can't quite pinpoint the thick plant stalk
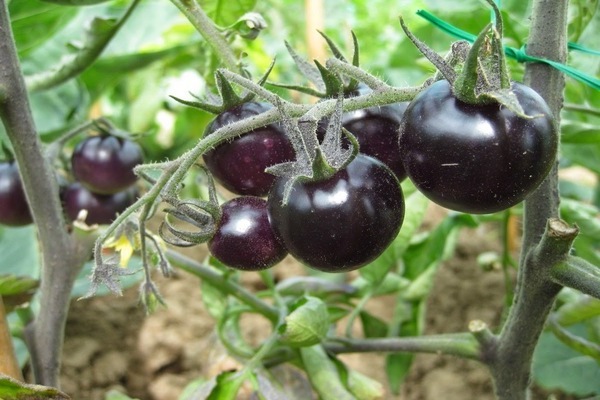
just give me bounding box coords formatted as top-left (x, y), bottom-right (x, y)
top-left (0, 1), bottom-right (89, 387)
top-left (489, 1), bottom-right (569, 399)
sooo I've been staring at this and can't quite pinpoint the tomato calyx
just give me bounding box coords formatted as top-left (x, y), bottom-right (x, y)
top-left (170, 61), bottom-right (275, 115)
top-left (266, 94), bottom-right (359, 205)
top-left (401, 0), bottom-right (533, 118)
top-left (270, 31), bottom-right (361, 99)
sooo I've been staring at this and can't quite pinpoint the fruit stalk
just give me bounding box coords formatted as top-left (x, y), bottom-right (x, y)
top-left (488, 0), bottom-right (569, 398)
top-left (0, 0), bottom-right (89, 387)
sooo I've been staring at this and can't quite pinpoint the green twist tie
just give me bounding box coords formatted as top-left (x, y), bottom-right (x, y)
top-left (416, 9), bottom-right (600, 91)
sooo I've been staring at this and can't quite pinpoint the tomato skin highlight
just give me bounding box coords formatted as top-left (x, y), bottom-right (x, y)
top-left (0, 161), bottom-right (32, 227)
top-left (203, 102), bottom-right (295, 197)
top-left (209, 196), bottom-right (287, 271)
top-left (268, 154), bottom-right (404, 272)
top-left (71, 135), bottom-right (143, 195)
top-left (399, 80), bottom-right (557, 214)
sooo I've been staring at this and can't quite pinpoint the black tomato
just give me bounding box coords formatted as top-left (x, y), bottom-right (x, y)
top-left (399, 80), bottom-right (557, 214)
top-left (342, 101), bottom-right (408, 181)
top-left (63, 182), bottom-right (136, 225)
top-left (317, 85), bottom-right (408, 181)
top-left (268, 154), bottom-right (404, 272)
top-left (208, 196), bottom-right (287, 271)
top-left (0, 161), bottom-right (32, 226)
top-left (203, 102), bottom-right (295, 197)
top-left (71, 135), bottom-right (143, 195)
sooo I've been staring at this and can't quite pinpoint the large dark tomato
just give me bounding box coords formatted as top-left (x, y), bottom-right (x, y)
top-left (399, 80), bottom-right (557, 214)
top-left (208, 196), bottom-right (287, 271)
top-left (63, 182), bottom-right (136, 225)
top-left (203, 102), bottom-right (295, 197)
top-left (0, 161), bottom-right (32, 226)
top-left (71, 135), bottom-right (143, 195)
top-left (268, 154), bottom-right (404, 272)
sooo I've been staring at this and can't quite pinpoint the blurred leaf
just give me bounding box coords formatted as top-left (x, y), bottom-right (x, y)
top-left (201, 279), bottom-right (228, 320)
top-left (206, 371), bottom-right (245, 400)
top-left (8, 0), bottom-right (78, 56)
top-left (562, 143), bottom-right (600, 175)
top-left (255, 373), bottom-right (288, 400)
top-left (299, 345), bottom-right (356, 400)
top-left (359, 311), bottom-right (388, 338)
top-left (279, 296), bottom-right (329, 347)
top-left (561, 199), bottom-right (600, 265)
top-left (201, 0), bottom-right (258, 27)
top-left (561, 120), bottom-right (600, 144)
top-left (386, 353), bottom-right (413, 395)
top-left (104, 389), bottom-right (140, 400)
top-left (403, 213), bottom-right (479, 279)
top-left (556, 295), bottom-right (600, 326)
top-left (0, 226), bottom-right (40, 279)
top-left (359, 189), bottom-right (429, 285)
top-left (0, 374), bottom-right (70, 399)
top-left (0, 275), bottom-right (39, 312)
top-left (42, 0), bottom-right (113, 4)
top-left (533, 324), bottom-right (600, 397)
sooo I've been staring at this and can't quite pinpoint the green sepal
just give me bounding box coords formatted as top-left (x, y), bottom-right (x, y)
top-left (170, 60), bottom-right (275, 115)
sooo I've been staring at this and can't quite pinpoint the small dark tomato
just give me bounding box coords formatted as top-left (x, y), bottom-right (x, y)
top-left (0, 161), bottom-right (32, 226)
top-left (268, 154), bottom-right (404, 272)
top-left (399, 79), bottom-right (557, 214)
top-left (317, 85), bottom-right (408, 180)
top-left (342, 101), bottom-right (408, 181)
top-left (71, 135), bottom-right (143, 195)
top-left (63, 182), bottom-right (137, 225)
top-left (209, 196), bottom-right (287, 271)
top-left (203, 102), bottom-right (295, 197)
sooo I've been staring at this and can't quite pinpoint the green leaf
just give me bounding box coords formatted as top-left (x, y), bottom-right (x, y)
top-left (386, 353), bottom-right (413, 395)
top-left (201, 280), bottom-right (228, 320)
top-left (0, 275), bottom-right (39, 312)
top-left (201, 0), bottom-right (257, 27)
top-left (556, 295), bottom-right (600, 326)
top-left (41, 0), bottom-right (113, 4)
top-left (0, 374), bottom-right (70, 399)
top-left (359, 189), bottom-right (429, 285)
top-left (533, 324), bottom-right (600, 397)
top-left (0, 226), bottom-right (40, 278)
top-left (206, 371), bottom-right (245, 400)
top-left (279, 296), bottom-right (329, 347)
top-left (299, 345), bottom-right (356, 400)
top-left (104, 389), bottom-right (140, 400)
top-left (359, 311), bottom-right (388, 338)
top-left (8, 0), bottom-right (78, 56)
top-left (561, 120), bottom-right (600, 144)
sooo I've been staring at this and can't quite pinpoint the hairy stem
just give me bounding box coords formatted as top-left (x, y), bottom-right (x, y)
top-left (0, 0), bottom-right (91, 386)
top-left (168, 0), bottom-right (239, 72)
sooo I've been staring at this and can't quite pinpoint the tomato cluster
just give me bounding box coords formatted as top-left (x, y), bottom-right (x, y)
top-left (204, 101), bottom-right (406, 272)
top-left (66, 135), bottom-right (143, 225)
top-left (205, 77), bottom-right (557, 272)
top-left (0, 134), bottom-right (142, 228)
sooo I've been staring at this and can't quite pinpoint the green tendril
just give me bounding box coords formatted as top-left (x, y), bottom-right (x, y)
top-left (416, 9), bottom-right (600, 91)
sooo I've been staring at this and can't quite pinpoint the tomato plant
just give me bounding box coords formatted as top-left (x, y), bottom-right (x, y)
top-left (0, 0), bottom-right (599, 399)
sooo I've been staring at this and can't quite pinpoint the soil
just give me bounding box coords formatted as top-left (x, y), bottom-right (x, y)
top-left (59, 206), bottom-right (575, 400)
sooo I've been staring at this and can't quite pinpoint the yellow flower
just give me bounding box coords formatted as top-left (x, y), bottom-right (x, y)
top-left (104, 234), bottom-right (138, 267)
